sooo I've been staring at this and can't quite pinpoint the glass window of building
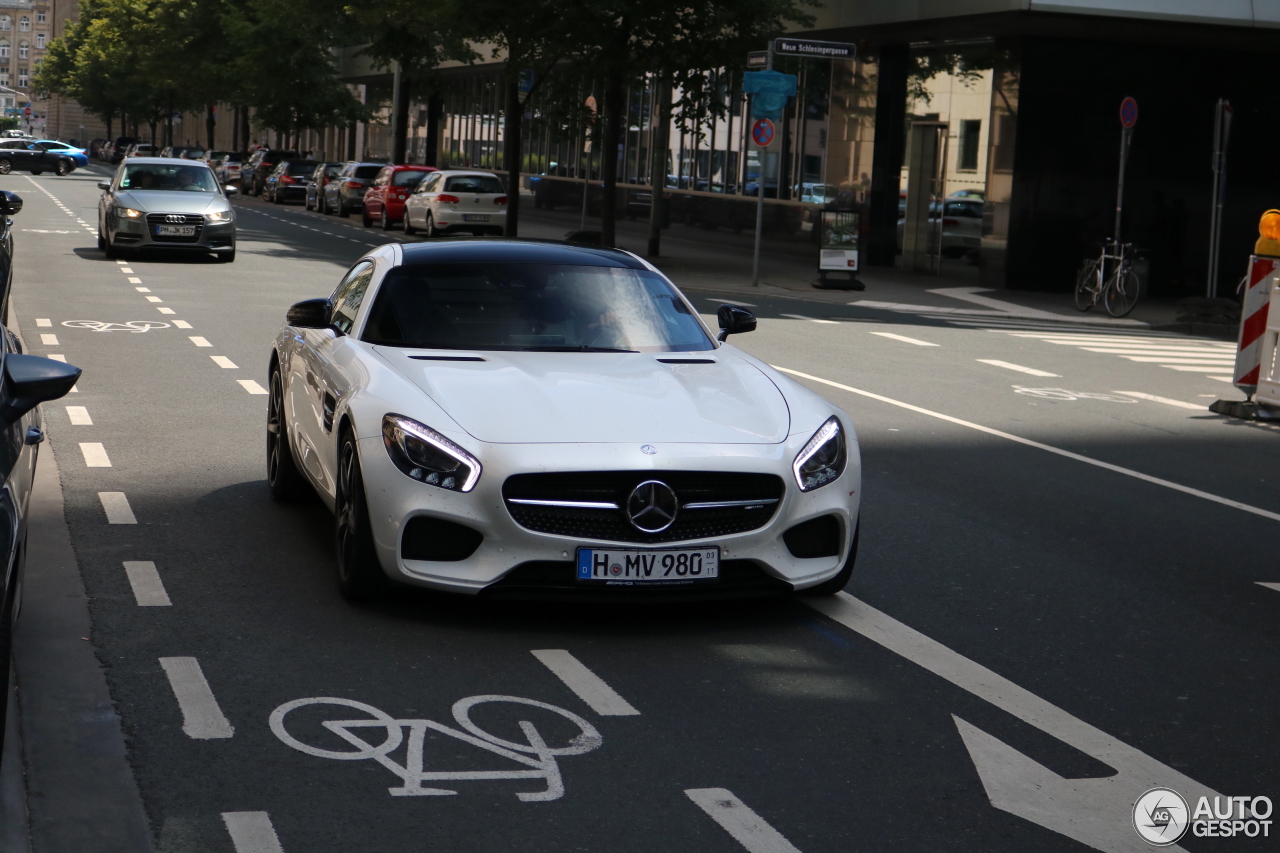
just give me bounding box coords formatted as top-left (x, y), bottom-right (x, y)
top-left (0, 41), bottom-right (9, 58)
top-left (35, 10), bottom-right (43, 23)
top-left (18, 16), bottom-right (27, 31)
top-left (18, 41), bottom-right (26, 59)
top-left (17, 67), bottom-right (26, 87)
top-left (35, 32), bottom-right (42, 48)
top-left (0, 16), bottom-right (9, 31)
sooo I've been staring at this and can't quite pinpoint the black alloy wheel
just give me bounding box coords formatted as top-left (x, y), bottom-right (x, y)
top-left (56, 159), bottom-right (72, 176)
top-left (266, 369), bottom-right (306, 501)
top-left (334, 432), bottom-right (388, 601)
top-left (799, 521), bottom-right (860, 597)
top-left (0, 159), bottom-right (13, 175)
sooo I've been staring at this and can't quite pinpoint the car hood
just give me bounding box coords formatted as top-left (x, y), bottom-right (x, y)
top-left (115, 191), bottom-right (225, 214)
top-left (373, 347), bottom-right (790, 444)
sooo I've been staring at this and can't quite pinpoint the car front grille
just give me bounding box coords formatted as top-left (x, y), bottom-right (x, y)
top-left (502, 470), bottom-right (784, 544)
top-left (145, 213), bottom-right (204, 243)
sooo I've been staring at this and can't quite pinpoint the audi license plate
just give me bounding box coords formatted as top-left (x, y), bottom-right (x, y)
top-left (576, 546), bottom-right (719, 586)
top-left (462, 214), bottom-right (490, 222)
top-left (155, 225), bottom-right (196, 237)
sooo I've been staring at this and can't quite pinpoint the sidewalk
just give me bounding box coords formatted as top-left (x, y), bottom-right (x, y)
top-left (516, 204), bottom-right (1187, 329)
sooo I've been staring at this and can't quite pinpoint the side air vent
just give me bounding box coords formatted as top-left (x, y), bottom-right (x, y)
top-left (401, 516), bottom-right (483, 561)
top-left (656, 358), bottom-right (717, 365)
top-left (409, 355), bottom-right (486, 362)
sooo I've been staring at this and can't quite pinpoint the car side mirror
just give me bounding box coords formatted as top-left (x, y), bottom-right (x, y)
top-left (286, 298), bottom-right (333, 329)
top-left (97, 181), bottom-right (111, 191)
top-left (223, 184), bottom-right (239, 195)
top-left (717, 304), bottom-right (757, 342)
top-left (0, 190), bottom-right (22, 216)
top-left (2, 354), bottom-right (81, 423)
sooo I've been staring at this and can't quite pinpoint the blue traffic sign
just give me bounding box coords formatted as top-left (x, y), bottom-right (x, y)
top-left (1120, 97), bottom-right (1138, 128)
top-left (752, 119), bottom-right (775, 147)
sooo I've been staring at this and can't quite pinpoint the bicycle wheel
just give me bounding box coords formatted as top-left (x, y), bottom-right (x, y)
top-left (1104, 267), bottom-right (1141, 317)
top-left (1074, 259), bottom-right (1100, 312)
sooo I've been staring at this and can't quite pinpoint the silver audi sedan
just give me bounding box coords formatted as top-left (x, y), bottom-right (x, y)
top-left (97, 157), bottom-right (238, 262)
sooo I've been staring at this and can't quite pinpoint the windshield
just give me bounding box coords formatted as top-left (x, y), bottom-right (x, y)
top-left (354, 165), bottom-right (382, 179)
top-left (444, 175), bottom-right (504, 194)
top-left (392, 170), bottom-right (428, 188)
top-left (119, 164), bottom-right (219, 193)
top-left (286, 161), bottom-right (318, 175)
top-left (363, 263), bottom-right (713, 353)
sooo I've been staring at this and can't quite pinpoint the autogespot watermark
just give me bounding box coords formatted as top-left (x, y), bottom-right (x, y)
top-left (1133, 787), bottom-right (1273, 845)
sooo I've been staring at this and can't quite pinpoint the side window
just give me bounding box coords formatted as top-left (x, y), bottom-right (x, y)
top-left (422, 173), bottom-right (442, 193)
top-left (330, 262), bottom-right (375, 335)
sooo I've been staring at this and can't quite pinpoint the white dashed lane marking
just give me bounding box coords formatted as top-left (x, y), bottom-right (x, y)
top-left (871, 332), bottom-right (939, 347)
top-left (159, 657), bottom-right (235, 739)
top-left (223, 812), bottom-right (286, 853)
top-left (98, 491), bottom-right (137, 524)
top-left (686, 788), bottom-right (802, 853)
top-left (136, 287), bottom-right (151, 292)
top-left (173, 320), bottom-right (192, 329)
top-left (531, 650), bottom-right (640, 716)
top-left (237, 380), bottom-right (267, 395)
top-left (211, 356), bottom-right (238, 369)
top-left (66, 406), bottom-right (92, 425)
top-left (40, 333), bottom-right (58, 346)
top-left (123, 561), bottom-right (172, 607)
top-left (157, 307), bottom-right (175, 315)
top-left (1112, 392), bottom-right (1209, 410)
top-left (128, 277), bottom-right (142, 284)
top-left (976, 359), bottom-right (1059, 378)
top-left (35, 318), bottom-right (51, 327)
top-left (145, 296), bottom-right (162, 303)
top-left (120, 267), bottom-right (134, 274)
top-left (1258, 582), bottom-right (1280, 593)
top-left (79, 442), bottom-right (112, 468)
top-left (781, 314), bottom-right (838, 325)
top-left (189, 336), bottom-right (212, 347)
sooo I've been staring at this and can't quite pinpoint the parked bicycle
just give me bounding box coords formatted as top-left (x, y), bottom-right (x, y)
top-left (1075, 239), bottom-right (1142, 317)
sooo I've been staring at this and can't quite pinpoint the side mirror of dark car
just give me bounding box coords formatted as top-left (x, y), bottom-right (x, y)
top-left (0, 190), bottom-right (22, 216)
top-left (97, 181), bottom-right (111, 191)
top-left (223, 184), bottom-right (239, 195)
top-left (286, 298), bottom-right (333, 329)
top-left (717, 304), bottom-right (757, 342)
top-left (1, 354), bottom-right (82, 422)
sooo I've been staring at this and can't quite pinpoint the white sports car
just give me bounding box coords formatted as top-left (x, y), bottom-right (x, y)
top-left (267, 240), bottom-right (861, 600)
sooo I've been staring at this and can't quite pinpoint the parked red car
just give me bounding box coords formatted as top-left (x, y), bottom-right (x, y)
top-left (362, 165), bottom-right (437, 230)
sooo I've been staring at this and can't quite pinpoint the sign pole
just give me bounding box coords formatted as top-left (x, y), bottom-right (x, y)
top-left (1114, 97), bottom-right (1138, 253)
top-left (1207, 98), bottom-right (1232, 298)
top-left (751, 48), bottom-right (772, 288)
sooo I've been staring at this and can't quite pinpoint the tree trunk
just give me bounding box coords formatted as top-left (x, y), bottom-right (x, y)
top-left (503, 76), bottom-right (523, 238)
top-left (104, 111), bottom-right (113, 141)
top-left (148, 120), bottom-right (157, 147)
top-left (206, 103), bottom-right (215, 150)
top-left (600, 67), bottom-right (624, 248)
top-left (425, 94), bottom-right (442, 166)
top-left (647, 73), bottom-right (673, 258)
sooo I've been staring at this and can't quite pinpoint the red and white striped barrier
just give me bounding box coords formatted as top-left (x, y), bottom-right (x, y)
top-left (1233, 255), bottom-right (1279, 396)
top-left (1256, 290), bottom-right (1280, 407)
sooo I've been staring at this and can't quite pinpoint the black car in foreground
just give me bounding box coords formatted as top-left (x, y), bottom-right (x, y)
top-left (0, 141), bottom-right (77, 177)
top-left (0, 189), bottom-right (83, 763)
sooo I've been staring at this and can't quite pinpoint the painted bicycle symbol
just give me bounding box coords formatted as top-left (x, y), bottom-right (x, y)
top-left (61, 320), bottom-right (171, 333)
top-left (1012, 386), bottom-right (1137, 403)
top-left (270, 695), bottom-right (602, 802)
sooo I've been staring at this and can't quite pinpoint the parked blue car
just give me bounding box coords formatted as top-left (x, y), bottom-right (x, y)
top-left (31, 140), bottom-right (89, 169)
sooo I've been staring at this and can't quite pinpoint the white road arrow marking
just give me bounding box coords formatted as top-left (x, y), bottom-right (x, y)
top-left (806, 594), bottom-right (1221, 852)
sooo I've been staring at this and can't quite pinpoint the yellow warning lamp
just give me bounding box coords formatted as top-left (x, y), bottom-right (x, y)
top-left (1256, 210), bottom-right (1280, 257)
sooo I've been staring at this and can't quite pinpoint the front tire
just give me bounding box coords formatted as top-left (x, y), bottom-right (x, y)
top-left (337, 200), bottom-right (349, 218)
top-left (799, 522), bottom-right (860, 597)
top-left (219, 247), bottom-right (236, 263)
top-left (362, 207), bottom-right (373, 228)
top-left (1104, 268), bottom-right (1141, 317)
top-left (56, 159), bottom-right (72, 177)
top-left (1074, 259), bottom-right (1099, 312)
top-left (380, 207), bottom-right (394, 231)
top-left (266, 368), bottom-right (307, 501)
top-left (0, 158), bottom-right (13, 175)
top-left (334, 432), bottom-right (388, 602)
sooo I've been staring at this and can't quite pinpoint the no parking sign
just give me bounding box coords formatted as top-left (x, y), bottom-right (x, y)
top-left (751, 119), bottom-right (775, 147)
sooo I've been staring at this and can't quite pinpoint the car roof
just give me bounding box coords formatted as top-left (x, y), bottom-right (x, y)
top-left (121, 157), bottom-right (215, 166)
top-left (398, 238), bottom-right (649, 269)
top-left (436, 170), bottom-right (502, 177)
top-left (382, 164), bottom-right (435, 171)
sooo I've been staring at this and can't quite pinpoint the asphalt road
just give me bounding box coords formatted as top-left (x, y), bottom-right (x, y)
top-left (4, 167), bottom-right (1279, 853)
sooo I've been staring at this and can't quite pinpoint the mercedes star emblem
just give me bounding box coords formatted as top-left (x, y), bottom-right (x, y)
top-left (626, 480), bottom-right (678, 533)
top-left (641, 444), bottom-right (657, 455)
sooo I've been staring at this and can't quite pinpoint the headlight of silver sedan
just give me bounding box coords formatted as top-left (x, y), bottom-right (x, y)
top-left (382, 414), bottom-right (481, 492)
top-left (116, 207), bottom-right (144, 219)
top-left (793, 416), bottom-right (846, 491)
top-left (206, 209), bottom-right (232, 222)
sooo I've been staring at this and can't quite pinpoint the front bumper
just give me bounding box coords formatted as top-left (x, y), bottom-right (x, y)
top-left (357, 434), bottom-right (861, 597)
top-left (110, 214), bottom-right (236, 251)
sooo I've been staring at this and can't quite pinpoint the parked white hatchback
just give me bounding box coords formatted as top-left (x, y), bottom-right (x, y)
top-left (403, 170), bottom-right (508, 237)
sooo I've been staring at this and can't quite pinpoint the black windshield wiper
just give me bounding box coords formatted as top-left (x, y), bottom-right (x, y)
top-left (521, 345), bottom-right (638, 353)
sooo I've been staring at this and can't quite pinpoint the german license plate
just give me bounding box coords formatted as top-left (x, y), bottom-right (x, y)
top-left (462, 214), bottom-right (490, 222)
top-left (155, 225), bottom-right (196, 236)
top-left (576, 546), bottom-right (719, 586)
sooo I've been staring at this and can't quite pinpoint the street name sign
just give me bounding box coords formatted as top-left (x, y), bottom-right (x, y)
top-left (773, 38), bottom-right (856, 60)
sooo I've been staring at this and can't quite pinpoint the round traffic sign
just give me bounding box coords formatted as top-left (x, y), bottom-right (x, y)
top-left (1120, 97), bottom-right (1138, 128)
top-left (751, 118), bottom-right (775, 147)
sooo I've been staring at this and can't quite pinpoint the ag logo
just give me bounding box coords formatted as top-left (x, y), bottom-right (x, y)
top-left (1133, 787), bottom-right (1189, 846)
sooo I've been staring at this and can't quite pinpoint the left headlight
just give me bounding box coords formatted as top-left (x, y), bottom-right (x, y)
top-left (382, 414), bottom-right (481, 492)
top-left (793, 416), bottom-right (847, 492)
top-left (206, 209), bottom-right (232, 222)
top-left (116, 207), bottom-right (144, 219)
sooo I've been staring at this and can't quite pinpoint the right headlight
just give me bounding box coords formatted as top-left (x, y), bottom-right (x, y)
top-left (792, 416), bottom-right (846, 492)
top-left (382, 414), bottom-right (481, 492)
top-left (116, 207), bottom-right (144, 219)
